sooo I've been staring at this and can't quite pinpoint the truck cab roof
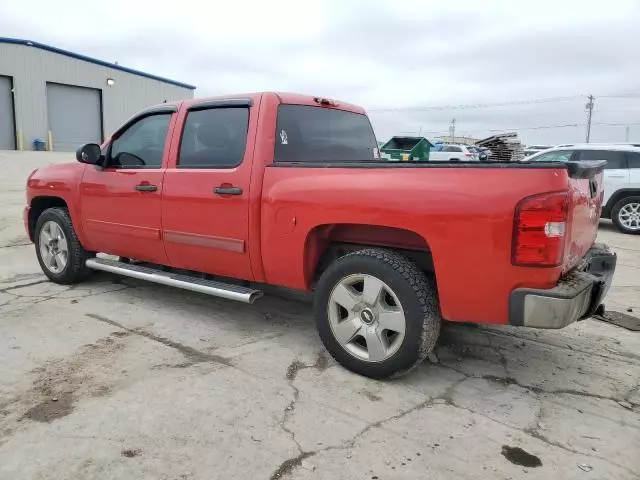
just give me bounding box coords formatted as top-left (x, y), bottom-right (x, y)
top-left (157, 92), bottom-right (367, 115)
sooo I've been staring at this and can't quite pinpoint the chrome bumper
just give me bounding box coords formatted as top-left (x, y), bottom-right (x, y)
top-left (509, 244), bottom-right (616, 329)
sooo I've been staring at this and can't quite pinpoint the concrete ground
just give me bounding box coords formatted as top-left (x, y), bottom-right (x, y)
top-left (1, 150), bottom-right (639, 480)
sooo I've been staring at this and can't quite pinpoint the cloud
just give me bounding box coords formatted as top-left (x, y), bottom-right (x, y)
top-left (1, 0), bottom-right (639, 144)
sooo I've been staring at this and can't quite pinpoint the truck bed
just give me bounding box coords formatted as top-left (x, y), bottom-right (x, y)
top-left (260, 160), bottom-right (604, 325)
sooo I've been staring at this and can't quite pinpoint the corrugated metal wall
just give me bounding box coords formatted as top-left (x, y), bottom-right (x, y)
top-left (0, 43), bottom-right (194, 150)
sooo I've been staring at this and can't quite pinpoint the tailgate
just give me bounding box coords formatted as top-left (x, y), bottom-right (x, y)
top-left (562, 161), bottom-right (606, 272)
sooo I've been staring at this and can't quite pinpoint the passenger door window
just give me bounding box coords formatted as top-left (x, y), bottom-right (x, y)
top-left (576, 150), bottom-right (628, 169)
top-left (178, 108), bottom-right (249, 168)
top-left (109, 114), bottom-right (171, 168)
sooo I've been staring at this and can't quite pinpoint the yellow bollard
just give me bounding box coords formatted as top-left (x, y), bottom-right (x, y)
top-left (47, 130), bottom-right (53, 151)
top-left (17, 129), bottom-right (23, 151)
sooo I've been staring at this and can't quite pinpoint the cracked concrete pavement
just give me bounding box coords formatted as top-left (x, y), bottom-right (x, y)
top-left (1, 151), bottom-right (639, 480)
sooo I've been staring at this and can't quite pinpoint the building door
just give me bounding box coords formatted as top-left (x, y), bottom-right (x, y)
top-left (46, 83), bottom-right (102, 151)
top-left (0, 76), bottom-right (16, 150)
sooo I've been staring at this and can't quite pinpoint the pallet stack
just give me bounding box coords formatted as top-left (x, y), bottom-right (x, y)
top-left (476, 133), bottom-right (524, 162)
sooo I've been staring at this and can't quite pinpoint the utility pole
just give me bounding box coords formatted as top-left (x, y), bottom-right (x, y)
top-left (625, 125), bottom-right (630, 142)
top-left (450, 118), bottom-right (456, 143)
top-left (585, 95), bottom-right (594, 143)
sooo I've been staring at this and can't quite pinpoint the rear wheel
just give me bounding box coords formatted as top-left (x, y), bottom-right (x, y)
top-left (35, 207), bottom-right (93, 284)
top-left (314, 248), bottom-right (441, 379)
top-left (611, 196), bottom-right (640, 235)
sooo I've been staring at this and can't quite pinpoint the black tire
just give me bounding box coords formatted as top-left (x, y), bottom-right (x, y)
top-left (34, 207), bottom-right (93, 284)
top-left (611, 196), bottom-right (640, 235)
top-left (314, 248), bottom-right (441, 379)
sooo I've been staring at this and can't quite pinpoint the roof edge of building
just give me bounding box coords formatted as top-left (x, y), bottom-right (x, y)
top-left (0, 37), bottom-right (196, 90)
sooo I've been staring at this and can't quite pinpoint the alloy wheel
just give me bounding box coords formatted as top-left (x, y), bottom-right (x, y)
top-left (327, 274), bottom-right (406, 362)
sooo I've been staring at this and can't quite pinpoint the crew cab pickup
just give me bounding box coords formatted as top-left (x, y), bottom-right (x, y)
top-left (24, 92), bottom-right (616, 378)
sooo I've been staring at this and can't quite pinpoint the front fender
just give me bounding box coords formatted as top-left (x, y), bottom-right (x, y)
top-left (27, 162), bottom-right (88, 246)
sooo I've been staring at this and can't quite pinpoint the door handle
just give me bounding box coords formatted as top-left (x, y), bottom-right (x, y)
top-left (607, 175), bottom-right (626, 178)
top-left (135, 184), bottom-right (158, 192)
top-left (214, 186), bottom-right (243, 196)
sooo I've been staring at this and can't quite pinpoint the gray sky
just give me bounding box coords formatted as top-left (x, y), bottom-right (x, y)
top-left (2, 0), bottom-right (639, 144)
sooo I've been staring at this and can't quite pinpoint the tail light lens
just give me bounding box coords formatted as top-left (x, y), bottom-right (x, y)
top-left (512, 191), bottom-right (569, 267)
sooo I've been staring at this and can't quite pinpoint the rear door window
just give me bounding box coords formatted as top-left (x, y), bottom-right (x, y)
top-left (576, 150), bottom-right (628, 169)
top-left (443, 146), bottom-right (462, 152)
top-left (178, 108), bottom-right (249, 168)
top-left (274, 105), bottom-right (378, 162)
top-left (625, 152), bottom-right (640, 169)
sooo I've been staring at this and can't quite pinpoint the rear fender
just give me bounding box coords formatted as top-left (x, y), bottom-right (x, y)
top-left (303, 223), bottom-right (432, 287)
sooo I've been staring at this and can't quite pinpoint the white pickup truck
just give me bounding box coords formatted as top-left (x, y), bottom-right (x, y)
top-left (429, 144), bottom-right (477, 161)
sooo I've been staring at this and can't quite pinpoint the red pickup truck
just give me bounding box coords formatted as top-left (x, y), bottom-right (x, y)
top-left (25, 92), bottom-right (616, 378)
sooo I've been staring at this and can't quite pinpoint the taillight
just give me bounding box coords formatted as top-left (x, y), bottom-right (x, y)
top-left (465, 153), bottom-right (473, 157)
top-left (512, 191), bottom-right (569, 267)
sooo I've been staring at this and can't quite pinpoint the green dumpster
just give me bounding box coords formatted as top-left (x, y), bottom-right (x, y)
top-left (380, 136), bottom-right (433, 161)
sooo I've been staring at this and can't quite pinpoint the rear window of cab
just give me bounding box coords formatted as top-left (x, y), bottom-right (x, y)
top-left (274, 105), bottom-right (379, 162)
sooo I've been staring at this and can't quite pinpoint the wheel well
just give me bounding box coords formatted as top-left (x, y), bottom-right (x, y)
top-left (603, 189), bottom-right (640, 218)
top-left (304, 224), bottom-right (434, 288)
top-left (28, 196), bottom-right (68, 241)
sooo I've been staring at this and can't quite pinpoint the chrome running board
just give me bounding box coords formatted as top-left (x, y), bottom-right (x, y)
top-left (86, 257), bottom-right (263, 304)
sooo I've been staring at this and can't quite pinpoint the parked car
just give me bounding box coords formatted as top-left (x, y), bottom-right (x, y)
top-left (525, 144), bottom-right (640, 234)
top-left (429, 144), bottom-right (477, 161)
top-left (467, 146), bottom-right (488, 161)
top-left (479, 147), bottom-right (492, 161)
top-left (24, 92), bottom-right (615, 379)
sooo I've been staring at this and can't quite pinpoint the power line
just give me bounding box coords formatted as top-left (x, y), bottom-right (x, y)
top-left (598, 93), bottom-right (640, 99)
top-left (392, 121), bottom-right (640, 139)
top-left (592, 109), bottom-right (640, 114)
top-left (400, 131), bottom-right (450, 135)
top-left (399, 122), bottom-right (627, 136)
top-left (488, 123), bottom-right (581, 132)
top-left (369, 92), bottom-right (640, 114)
top-left (368, 95), bottom-right (585, 113)
top-left (594, 122), bottom-right (640, 127)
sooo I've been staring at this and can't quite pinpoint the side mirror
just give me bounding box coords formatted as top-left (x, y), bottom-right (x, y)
top-left (76, 143), bottom-right (102, 165)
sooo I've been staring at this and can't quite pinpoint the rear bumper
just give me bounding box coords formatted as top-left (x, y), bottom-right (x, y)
top-left (509, 244), bottom-right (616, 329)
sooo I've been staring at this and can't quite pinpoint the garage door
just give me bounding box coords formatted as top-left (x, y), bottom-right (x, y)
top-left (46, 83), bottom-right (102, 151)
top-left (0, 76), bottom-right (16, 150)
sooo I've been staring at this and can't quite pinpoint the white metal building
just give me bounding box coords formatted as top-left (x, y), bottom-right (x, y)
top-left (0, 38), bottom-right (195, 151)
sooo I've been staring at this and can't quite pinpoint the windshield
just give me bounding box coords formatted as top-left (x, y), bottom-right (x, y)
top-left (528, 150), bottom-right (574, 162)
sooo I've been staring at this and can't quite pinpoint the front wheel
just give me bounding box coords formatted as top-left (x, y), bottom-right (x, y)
top-left (314, 248), bottom-right (441, 379)
top-left (611, 196), bottom-right (640, 235)
top-left (34, 207), bottom-right (93, 284)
